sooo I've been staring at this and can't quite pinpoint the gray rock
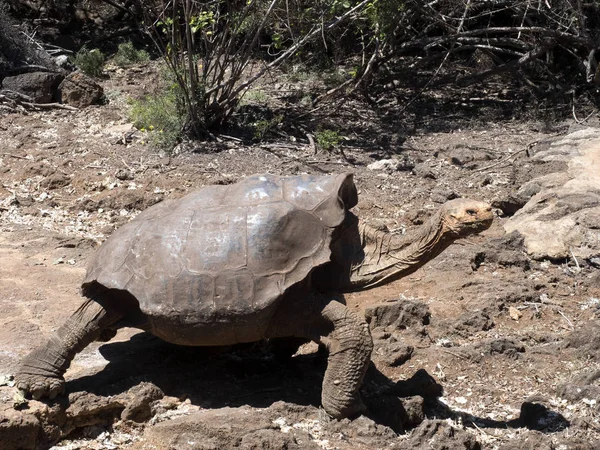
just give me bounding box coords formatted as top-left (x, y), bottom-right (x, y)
top-left (373, 340), bottom-right (414, 367)
top-left (2, 71), bottom-right (64, 103)
top-left (588, 256), bottom-right (600, 268)
top-left (458, 338), bottom-right (525, 362)
top-left (412, 162), bottom-right (436, 179)
top-left (143, 406), bottom-right (322, 450)
top-left (0, 409), bottom-right (40, 450)
top-left (517, 182), bottom-right (542, 200)
top-left (505, 128), bottom-right (600, 260)
top-left (119, 382), bottom-right (164, 422)
top-left (55, 55), bottom-right (70, 68)
top-left (367, 156), bottom-right (414, 173)
top-left (40, 174), bottom-right (71, 190)
top-left (519, 397), bottom-right (569, 431)
top-left (453, 310), bottom-right (494, 333)
top-left (448, 147), bottom-right (492, 167)
top-left (59, 71), bottom-right (104, 107)
top-left (397, 419), bottom-right (481, 450)
top-left (492, 193), bottom-right (527, 216)
top-left (365, 299), bottom-right (431, 330)
top-left (431, 188), bottom-right (458, 203)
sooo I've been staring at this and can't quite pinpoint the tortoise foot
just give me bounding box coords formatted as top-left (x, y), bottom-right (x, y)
top-left (15, 372), bottom-right (65, 400)
top-left (15, 350), bottom-right (66, 400)
top-left (323, 396), bottom-right (367, 420)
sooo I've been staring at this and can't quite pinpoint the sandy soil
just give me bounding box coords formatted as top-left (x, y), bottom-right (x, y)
top-left (1, 63), bottom-right (600, 450)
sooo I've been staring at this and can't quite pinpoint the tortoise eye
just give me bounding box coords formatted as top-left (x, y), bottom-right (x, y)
top-left (466, 209), bottom-right (477, 216)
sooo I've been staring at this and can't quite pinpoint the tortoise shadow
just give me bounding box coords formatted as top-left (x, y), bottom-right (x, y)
top-left (70, 331), bottom-right (323, 410)
top-left (66, 331), bottom-right (569, 434)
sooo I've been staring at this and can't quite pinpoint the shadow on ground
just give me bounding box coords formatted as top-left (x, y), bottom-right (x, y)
top-left (66, 331), bottom-right (569, 435)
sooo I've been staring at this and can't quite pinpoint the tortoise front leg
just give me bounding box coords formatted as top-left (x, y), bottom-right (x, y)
top-left (268, 296), bottom-right (373, 419)
top-left (15, 297), bottom-right (123, 399)
top-left (317, 300), bottom-right (373, 418)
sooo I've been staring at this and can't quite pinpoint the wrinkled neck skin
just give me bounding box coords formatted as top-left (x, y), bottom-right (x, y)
top-left (346, 211), bottom-right (453, 291)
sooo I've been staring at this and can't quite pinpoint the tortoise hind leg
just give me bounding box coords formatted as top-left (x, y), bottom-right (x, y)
top-left (267, 295), bottom-right (373, 419)
top-left (15, 297), bottom-right (123, 400)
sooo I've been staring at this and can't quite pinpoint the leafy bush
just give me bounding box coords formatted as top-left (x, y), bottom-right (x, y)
top-left (138, 0), bottom-right (372, 136)
top-left (315, 129), bottom-right (341, 151)
top-left (253, 114), bottom-right (283, 141)
top-left (72, 47), bottom-right (105, 77)
top-left (128, 71), bottom-right (185, 150)
top-left (113, 42), bottom-right (150, 67)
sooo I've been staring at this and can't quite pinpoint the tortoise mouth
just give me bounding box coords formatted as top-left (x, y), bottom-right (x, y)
top-left (453, 216), bottom-right (493, 237)
top-left (479, 216), bottom-right (494, 229)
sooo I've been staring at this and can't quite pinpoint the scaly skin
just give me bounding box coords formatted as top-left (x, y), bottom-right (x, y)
top-left (15, 299), bottom-right (123, 399)
top-left (347, 199), bottom-right (493, 290)
top-left (266, 293), bottom-right (373, 419)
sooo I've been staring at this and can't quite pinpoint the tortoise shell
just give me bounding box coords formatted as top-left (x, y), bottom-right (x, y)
top-left (82, 173), bottom-right (357, 339)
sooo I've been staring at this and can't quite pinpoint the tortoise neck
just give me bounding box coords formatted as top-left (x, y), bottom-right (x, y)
top-left (345, 211), bottom-right (452, 291)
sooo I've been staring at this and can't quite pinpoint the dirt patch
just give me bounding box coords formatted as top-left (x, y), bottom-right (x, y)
top-left (1, 64), bottom-right (600, 449)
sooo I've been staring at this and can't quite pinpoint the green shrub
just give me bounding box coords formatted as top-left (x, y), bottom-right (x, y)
top-left (253, 114), bottom-right (283, 141)
top-left (128, 75), bottom-right (185, 150)
top-left (72, 47), bottom-right (105, 77)
top-left (241, 88), bottom-right (268, 105)
top-left (315, 129), bottom-right (341, 151)
top-left (113, 42), bottom-right (150, 67)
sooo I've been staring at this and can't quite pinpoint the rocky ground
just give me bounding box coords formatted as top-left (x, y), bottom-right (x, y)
top-left (1, 62), bottom-right (600, 450)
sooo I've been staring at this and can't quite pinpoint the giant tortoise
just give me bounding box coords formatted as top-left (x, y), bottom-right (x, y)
top-left (16, 173), bottom-right (493, 418)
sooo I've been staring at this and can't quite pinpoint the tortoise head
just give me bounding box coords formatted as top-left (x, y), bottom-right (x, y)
top-left (439, 198), bottom-right (494, 238)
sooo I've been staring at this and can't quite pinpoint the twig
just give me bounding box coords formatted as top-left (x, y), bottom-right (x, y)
top-left (572, 92), bottom-right (596, 124)
top-left (442, 349), bottom-right (470, 361)
top-left (0, 93), bottom-right (78, 111)
top-left (558, 310), bottom-right (575, 330)
top-left (305, 160), bottom-right (353, 166)
top-left (524, 301), bottom-right (563, 309)
top-left (97, 0), bottom-right (136, 16)
top-left (2, 153), bottom-right (30, 160)
top-left (217, 134), bottom-right (243, 143)
top-left (307, 134), bottom-right (316, 154)
top-left (218, 0), bottom-right (372, 100)
top-left (472, 147), bottom-right (529, 172)
top-left (570, 247), bottom-right (581, 272)
top-left (456, 44), bottom-right (549, 87)
top-left (120, 157), bottom-right (133, 172)
top-left (397, 0), bottom-right (472, 114)
top-left (7, 65), bottom-right (57, 75)
top-left (23, 102), bottom-right (78, 111)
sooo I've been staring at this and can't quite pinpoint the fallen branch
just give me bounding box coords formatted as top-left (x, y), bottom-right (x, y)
top-left (7, 65), bottom-right (59, 75)
top-left (0, 94), bottom-right (77, 112)
top-left (2, 153), bottom-right (30, 160)
top-left (456, 44), bottom-right (549, 87)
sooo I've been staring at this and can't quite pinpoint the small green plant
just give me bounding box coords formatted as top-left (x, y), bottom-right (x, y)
top-left (113, 42), bottom-right (150, 67)
top-left (253, 114), bottom-right (283, 141)
top-left (287, 68), bottom-right (311, 83)
top-left (128, 73), bottom-right (185, 150)
top-left (240, 88), bottom-right (268, 105)
top-left (72, 47), bottom-right (105, 77)
top-left (315, 129), bottom-right (342, 151)
top-left (323, 69), bottom-right (349, 87)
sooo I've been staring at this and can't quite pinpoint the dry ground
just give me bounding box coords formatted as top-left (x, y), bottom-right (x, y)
top-left (1, 63), bottom-right (600, 449)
